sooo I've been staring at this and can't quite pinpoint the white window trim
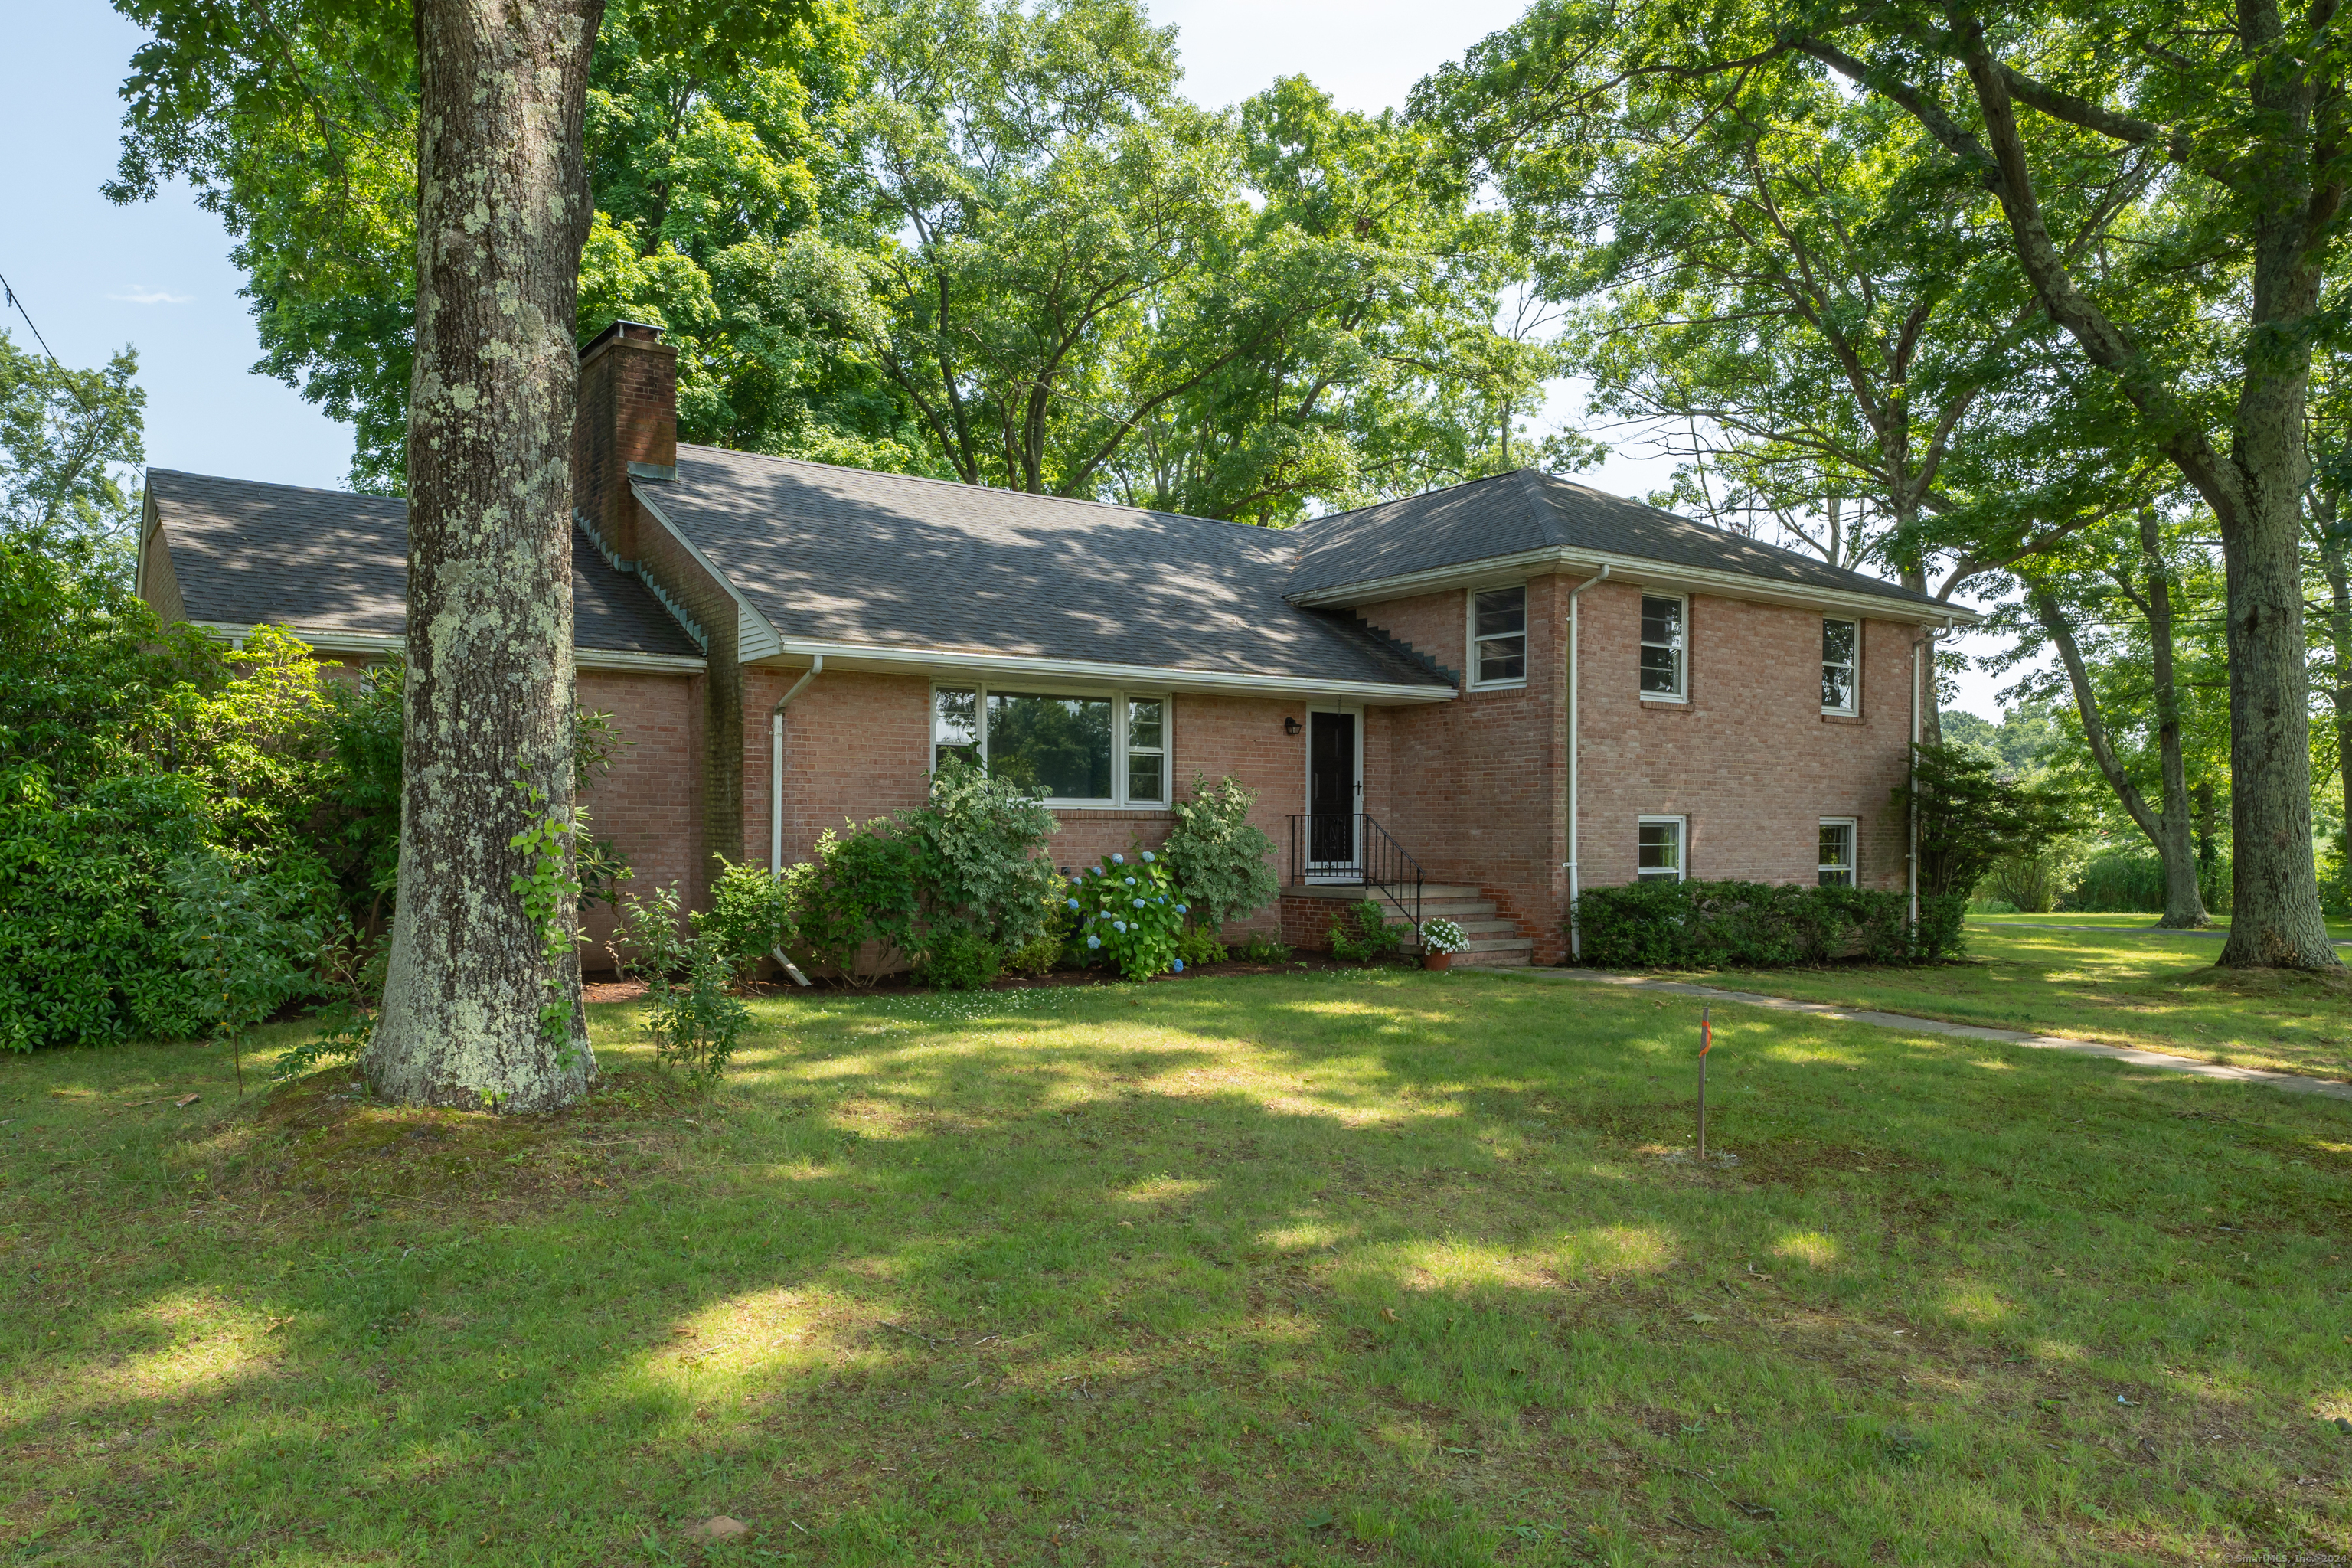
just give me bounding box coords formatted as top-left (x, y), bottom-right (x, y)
top-left (1821, 616), bottom-right (1861, 716)
top-left (1638, 592), bottom-right (1689, 702)
top-left (1466, 582), bottom-right (1530, 691)
top-left (1638, 814), bottom-right (1687, 882)
top-left (930, 681), bottom-right (1171, 809)
top-left (1818, 816), bottom-right (1858, 886)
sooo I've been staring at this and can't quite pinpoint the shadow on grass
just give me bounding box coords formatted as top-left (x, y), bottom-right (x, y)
top-left (5, 971), bottom-right (2350, 1566)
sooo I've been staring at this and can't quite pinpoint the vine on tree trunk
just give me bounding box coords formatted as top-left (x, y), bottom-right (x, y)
top-left (508, 782), bottom-right (586, 1068)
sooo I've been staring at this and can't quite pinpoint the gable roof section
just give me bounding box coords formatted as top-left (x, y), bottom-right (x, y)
top-left (1284, 468), bottom-right (1949, 616)
top-left (145, 469), bottom-right (704, 660)
top-left (637, 446), bottom-right (1452, 690)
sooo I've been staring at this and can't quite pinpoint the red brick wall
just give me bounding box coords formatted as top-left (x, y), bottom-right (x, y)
top-left (740, 672), bottom-right (1310, 937)
top-left (1571, 580), bottom-right (1919, 896)
top-left (632, 499), bottom-right (736, 907)
top-left (576, 668), bottom-right (700, 972)
top-left (572, 325), bottom-right (678, 564)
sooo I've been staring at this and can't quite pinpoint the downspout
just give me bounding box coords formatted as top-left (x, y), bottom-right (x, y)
top-left (767, 656), bottom-right (823, 986)
top-left (1562, 565), bottom-right (1611, 959)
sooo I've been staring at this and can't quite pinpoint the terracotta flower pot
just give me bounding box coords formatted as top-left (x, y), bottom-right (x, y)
top-left (1423, 950), bottom-right (1453, 972)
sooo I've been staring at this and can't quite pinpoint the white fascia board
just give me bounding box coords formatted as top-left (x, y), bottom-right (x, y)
top-left (190, 622), bottom-right (706, 673)
top-left (747, 636), bottom-right (1458, 704)
top-left (631, 481), bottom-right (783, 659)
top-left (1287, 547), bottom-right (1979, 627)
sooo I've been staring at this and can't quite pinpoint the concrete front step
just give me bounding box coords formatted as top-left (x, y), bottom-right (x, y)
top-left (1281, 883), bottom-right (1488, 902)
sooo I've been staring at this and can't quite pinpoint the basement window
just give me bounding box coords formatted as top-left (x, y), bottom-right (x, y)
top-left (1818, 819), bottom-right (1857, 887)
top-left (1638, 816), bottom-right (1686, 882)
top-left (931, 684), bottom-right (1168, 807)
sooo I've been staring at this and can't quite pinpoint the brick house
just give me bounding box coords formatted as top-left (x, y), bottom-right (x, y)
top-left (136, 322), bottom-right (1968, 970)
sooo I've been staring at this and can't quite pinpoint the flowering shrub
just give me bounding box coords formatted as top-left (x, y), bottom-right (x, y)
top-left (1418, 916), bottom-right (1469, 954)
top-left (1067, 848), bottom-right (1185, 980)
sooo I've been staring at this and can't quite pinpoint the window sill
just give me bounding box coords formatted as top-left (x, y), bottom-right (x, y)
top-left (1820, 710), bottom-right (1864, 724)
top-left (1638, 695), bottom-right (1690, 709)
top-left (1047, 805), bottom-right (1171, 817)
top-left (1467, 681), bottom-right (1528, 694)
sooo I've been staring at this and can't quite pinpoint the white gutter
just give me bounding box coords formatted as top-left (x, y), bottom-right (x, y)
top-left (766, 656), bottom-right (824, 987)
top-left (1561, 566), bottom-right (1610, 959)
top-left (1287, 546), bottom-right (1978, 629)
top-left (748, 637), bottom-right (1455, 705)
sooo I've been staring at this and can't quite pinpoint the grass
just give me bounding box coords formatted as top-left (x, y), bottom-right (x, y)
top-left (1661, 918), bottom-right (2352, 1083)
top-left (1968, 911), bottom-right (2352, 939)
top-left (5, 970), bottom-right (2351, 1566)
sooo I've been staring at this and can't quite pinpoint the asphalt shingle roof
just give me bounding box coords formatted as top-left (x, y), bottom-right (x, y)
top-left (1285, 468), bottom-right (1945, 611)
top-left (148, 469), bottom-right (704, 658)
top-left (644, 446), bottom-right (1452, 688)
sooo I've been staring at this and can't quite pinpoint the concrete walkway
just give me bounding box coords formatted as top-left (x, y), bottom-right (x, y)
top-left (1461, 965), bottom-right (2352, 1103)
top-left (1984, 920), bottom-right (2352, 946)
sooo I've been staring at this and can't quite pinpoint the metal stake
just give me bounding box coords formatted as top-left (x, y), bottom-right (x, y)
top-left (1697, 1006), bottom-right (1711, 1160)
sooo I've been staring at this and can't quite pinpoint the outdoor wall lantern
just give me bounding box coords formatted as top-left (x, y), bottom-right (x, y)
top-left (1283, 716), bottom-right (1302, 736)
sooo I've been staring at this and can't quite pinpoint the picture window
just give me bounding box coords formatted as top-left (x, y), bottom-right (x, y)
top-left (931, 684), bottom-right (1168, 806)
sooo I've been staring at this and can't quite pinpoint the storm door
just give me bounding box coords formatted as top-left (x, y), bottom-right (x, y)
top-left (1305, 710), bottom-right (1361, 880)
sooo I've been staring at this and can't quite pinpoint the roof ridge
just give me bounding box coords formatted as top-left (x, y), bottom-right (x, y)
top-left (1296, 467), bottom-right (1527, 534)
top-left (151, 467), bottom-right (404, 507)
top-left (1510, 468), bottom-right (1570, 548)
top-left (673, 443), bottom-right (1291, 536)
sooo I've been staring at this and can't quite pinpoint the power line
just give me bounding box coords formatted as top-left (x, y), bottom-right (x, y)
top-left (0, 270), bottom-right (66, 369)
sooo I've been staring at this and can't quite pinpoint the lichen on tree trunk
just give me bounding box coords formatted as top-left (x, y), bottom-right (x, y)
top-left (364, 0), bottom-right (607, 1112)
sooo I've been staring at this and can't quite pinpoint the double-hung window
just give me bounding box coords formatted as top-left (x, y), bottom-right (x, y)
top-left (1638, 816), bottom-right (1686, 881)
top-left (1470, 586), bottom-right (1527, 688)
top-left (931, 684), bottom-right (1168, 807)
top-left (1640, 594), bottom-right (1686, 698)
top-left (1818, 818), bottom-right (1857, 887)
top-left (1821, 618), bottom-right (1860, 714)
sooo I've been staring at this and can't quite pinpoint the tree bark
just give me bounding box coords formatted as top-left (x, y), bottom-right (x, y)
top-left (364, 0), bottom-right (606, 1112)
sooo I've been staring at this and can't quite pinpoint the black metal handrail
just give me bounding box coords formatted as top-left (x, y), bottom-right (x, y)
top-left (1288, 812), bottom-right (1426, 933)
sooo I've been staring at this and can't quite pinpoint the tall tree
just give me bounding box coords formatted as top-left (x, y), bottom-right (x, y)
top-left (1423, 0), bottom-right (2342, 971)
top-left (0, 335), bottom-right (147, 575)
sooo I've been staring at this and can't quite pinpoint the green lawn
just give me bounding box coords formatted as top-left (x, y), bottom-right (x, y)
top-left (1668, 920), bottom-right (2352, 1083)
top-left (1968, 911), bottom-right (2352, 939)
top-left (6, 971), bottom-right (2352, 1565)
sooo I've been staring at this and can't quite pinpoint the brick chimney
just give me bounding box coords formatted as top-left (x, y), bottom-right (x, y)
top-left (573, 320), bottom-right (677, 566)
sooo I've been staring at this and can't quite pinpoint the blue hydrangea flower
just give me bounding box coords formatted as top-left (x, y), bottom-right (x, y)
top-left (1112, 853), bottom-right (1125, 864)
top-left (1067, 897), bottom-right (1080, 910)
top-left (1171, 959), bottom-right (1184, 972)
top-left (1086, 935), bottom-right (1101, 949)
top-left (1141, 851), bottom-right (1155, 863)
top-left (1175, 903), bottom-right (1188, 914)
top-left (1133, 898), bottom-right (1145, 909)
top-left (1113, 920), bottom-right (1128, 933)
top-left (1124, 876), bottom-right (1136, 886)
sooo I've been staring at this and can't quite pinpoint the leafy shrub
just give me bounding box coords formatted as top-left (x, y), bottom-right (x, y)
top-left (1175, 922), bottom-right (1228, 969)
top-left (1240, 933), bottom-right (1293, 964)
top-left (704, 857), bottom-right (794, 985)
top-left (907, 755), bottom-right (1060, 951)
top-left (1573, 880), bottom-right (1967, 967)
top-left (915, 926), bottom-right (1002, 990)
top-left (1418, 916), bottom-right (1468, 954)
top-left (1329, 899), bottom-right (1407, 962)
top-left (166, 845), bottom-right (332, 1086)
top-left (1893, 743), bottom-right (2077, 900)
top-left (1158, 775), bottom-right (1277, 927)
top-left (1068, 848), bottom-right (1185, 979)
top-left (779, 818), bottom-right (921, 985)
top-left (619, 885), bottom-right (746, 1086)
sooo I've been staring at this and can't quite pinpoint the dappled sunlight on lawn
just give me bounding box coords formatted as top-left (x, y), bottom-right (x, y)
top-left (6, 969), bottom-right (2352, 1564)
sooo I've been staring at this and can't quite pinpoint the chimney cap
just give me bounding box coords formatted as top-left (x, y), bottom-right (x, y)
top-left (580, 319), bottom-right (667, 354)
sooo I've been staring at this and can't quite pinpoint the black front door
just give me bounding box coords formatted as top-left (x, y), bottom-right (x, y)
top-left (1307, 710), bottom-right (1357, 871)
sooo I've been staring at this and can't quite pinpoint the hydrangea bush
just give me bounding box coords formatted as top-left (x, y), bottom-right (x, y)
top-left (1067, 848), bottom-right (1187, 980)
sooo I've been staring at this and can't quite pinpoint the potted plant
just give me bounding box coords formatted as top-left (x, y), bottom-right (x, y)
top-left (1418, 916), bottom-right (1468, 971)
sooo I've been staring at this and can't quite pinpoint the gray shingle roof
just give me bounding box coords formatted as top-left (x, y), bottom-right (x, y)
top-left (1285, 468), bottom-right (1945, 611)
top-left (148, 469), bottom-right (704, 658)
top-left (644, 446), bottom-right (1452, 688)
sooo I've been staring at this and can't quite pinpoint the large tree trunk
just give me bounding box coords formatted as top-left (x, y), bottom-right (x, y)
top-left (2136, 511), bottom-right (2208, 928)
top-left (364, 0), bottom-right (606, 1112)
